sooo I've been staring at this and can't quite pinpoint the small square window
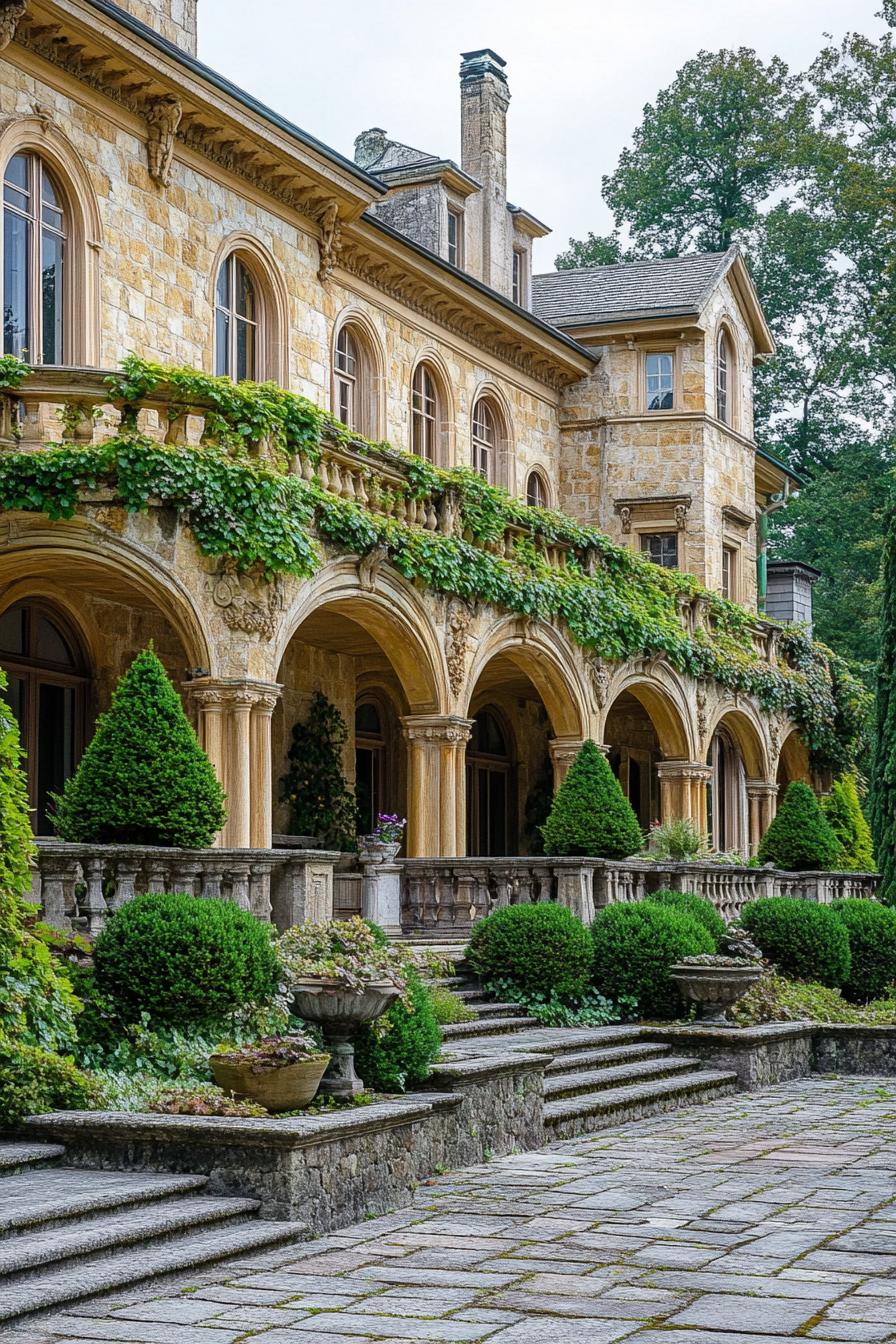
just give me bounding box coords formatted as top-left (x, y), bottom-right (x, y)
top-left (641, 533), bottom-right (678, 568)
top-left (646, 352), bottom-right (674, 411)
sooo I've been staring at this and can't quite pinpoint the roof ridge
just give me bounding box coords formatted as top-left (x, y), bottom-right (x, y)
top-left (533, 249), bottom-right (729, 283)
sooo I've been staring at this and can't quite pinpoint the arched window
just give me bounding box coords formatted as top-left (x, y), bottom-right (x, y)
top-left (472, 397), bottom-right (501, 483)
top-left (525, 470), bottom-right (549, 509)
top-left (716, 330), bottom-right (731, 425)
top-left (2, 152), bottom-right (66, 364)
top-left (333, 320), bottom-right (382, 437)
top-left (334, 325), bottom-right (359, 428)
top-left (411, 363), bottom-right (439, 462)
top-left (0, 603), bottom-right (88, 833)
top-left (214, 253), bottom-right (258, 382)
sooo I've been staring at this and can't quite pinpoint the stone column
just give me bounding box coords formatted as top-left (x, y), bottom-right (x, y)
top-left (747, 780), bottom-right (779, 854)
top-left (191, 686), bottom-right (228, 846)
top-left (188, 679), bottom-right (282, 850)
top-left (250, 692), bottom-right (279, 850)
top-left (549, 737), bottom-right (587, 791)
top-left (655, 761), bottom-right (713, 833)
top-left (402, 715), bottom-right (474, 858)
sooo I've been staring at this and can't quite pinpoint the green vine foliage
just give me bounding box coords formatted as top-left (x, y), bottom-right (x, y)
top-left (0, 355), bottom-right (869, 772)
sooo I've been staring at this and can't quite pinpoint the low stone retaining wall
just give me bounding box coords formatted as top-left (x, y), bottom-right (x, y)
top-left (22, 1051), bottom-right (547, 1233)
top-left (647, 1022), bottom-right (896, 1089)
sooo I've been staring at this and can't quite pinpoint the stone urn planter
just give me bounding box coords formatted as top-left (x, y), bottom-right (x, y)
top-left (669, 959), bottom-right (763, 1026)
top-left (210, 1036), bottom-right (330, 1113)
top-left (290, 977), bottom-right (400, 1096)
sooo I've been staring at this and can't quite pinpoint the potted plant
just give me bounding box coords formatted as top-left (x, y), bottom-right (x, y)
top-left (359, 813), bottom-right (407, 863)
top-left (210, 1032), bottom-right (330, 1112)
top-left (669, 926), bottom-right (763, 1025)
top-left (278, 917), bottom-right (409, 1095)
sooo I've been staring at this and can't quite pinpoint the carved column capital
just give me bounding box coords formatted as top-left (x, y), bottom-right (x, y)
top-left (401, 714), bottom-right (474, 745)
top-left (0, 1), bottom-right (27, 51)
top-left (655, 760), bottom-right (713, 784)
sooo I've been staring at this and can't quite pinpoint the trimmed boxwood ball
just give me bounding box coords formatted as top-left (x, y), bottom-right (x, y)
top-left (591, 901), bottom-right (714, 1019)
top-left (541, 740), bottom-right (643, 859)
top-left (94, 892), bottom-right (279, 1028)
top-left (756, 781), bottom-right (842, 872)
top-left (650, 889), bottom-right (726, 949)
top-left (740, 897), bottom-right (850, 987)
top-left (467, 902), bottom-right (593, 1001)
top-left (354, 964), bottom-right (441, 1092)
top-left (831, 899), bottom-right (896, 1002)
top-left (52, 647), bottom-right (226, 849)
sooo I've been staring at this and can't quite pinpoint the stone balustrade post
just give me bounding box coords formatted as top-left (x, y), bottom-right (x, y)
top-left (401, 715), bottom-right (474, 858)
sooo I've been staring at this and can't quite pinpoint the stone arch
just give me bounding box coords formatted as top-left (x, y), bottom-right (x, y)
top-left (462, 617), bottom-right (588, 739)
top-left (601, 666), bottom-right (693, 760)
top-left (707, 703), bottom-right (769, 780)
top-left (409, 349), bottom-right (455, 466)
top-left (601, 668), bottom-right (693, 829)
top-left (331, 305), bottom-right (387, 439)
top-left (209, 232), bottom-right (290, 385)
top-left (777, 728), bottom-right (811, 790)
top-left (0, 114), bottom-right (103, 364)
top-left (275, 557), bottom-right (448, 715)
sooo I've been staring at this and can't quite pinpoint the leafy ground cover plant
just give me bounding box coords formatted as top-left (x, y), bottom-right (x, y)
top-left (645, 818), bottom-right (708, 861)
top-left (93, 892), bottom-right (279, 1030)
top-left (757, 781), bottom-right (843, 871)
top-left (541, 741), bottom-right (643, 858)
top-left (485, 978), bottom-right (628, 1028)
top-left (730, 972), bottom-right (896, 1027)
top-left (830, 898), bottom-right (896, 1002)
top-left (428, 986), bottom-right (476, 1026)
top-left (591, 901), bottom-right (714, 1018)
top-left (740, 896), bottom-right (851, 987)
top-left (353, 962), bottom-right (441, 1092)
top-left (650, 889), bottom-right (726, 948)
top-left (467, 902), bottom-right (593, 1002)
top-left (278, 916), bottom-right (412, 1001)
top-left (52, 648), bottom-right (226, 848)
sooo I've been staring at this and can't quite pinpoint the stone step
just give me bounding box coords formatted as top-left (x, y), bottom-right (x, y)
top-left (440, 1014), bottom-right (539, 1039)
top-left (0, 1144), bottom-right (65, 1175)
top-left (0, 1195), bottom-right (262, 1280)
top-left (0, 1217), bottom-right (306, 1322)
top-left (0, 1168), bottom-right (210, 1238)
top-left (544, 1041), bottom-right (672, 1075)
top-left (544, 1053), bottom-right (700, 1099)
top-left (544, 1068), bottom-right (739, 1141)
top-left (468, 1001), bottom-right (525, 1019)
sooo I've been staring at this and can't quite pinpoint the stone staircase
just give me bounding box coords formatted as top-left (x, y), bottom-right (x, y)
top-left (0, 1141), bottom-right (305, 1323)
top-left (427, 958), bottom-right (739, 1136)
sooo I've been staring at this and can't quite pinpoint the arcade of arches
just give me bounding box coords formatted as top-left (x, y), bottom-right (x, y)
top-left (0, 535), bottom-right (810, 859)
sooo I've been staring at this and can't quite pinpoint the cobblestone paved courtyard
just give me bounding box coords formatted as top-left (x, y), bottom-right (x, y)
top-left (9, 1078), bottom-right (896, 1344)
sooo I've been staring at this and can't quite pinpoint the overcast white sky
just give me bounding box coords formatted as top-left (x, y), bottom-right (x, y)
top-left (198, 0), bottom-right (886, 273)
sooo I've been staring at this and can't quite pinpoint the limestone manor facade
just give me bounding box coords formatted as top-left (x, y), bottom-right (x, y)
top-left (0, 0), bottom-right (829, 867)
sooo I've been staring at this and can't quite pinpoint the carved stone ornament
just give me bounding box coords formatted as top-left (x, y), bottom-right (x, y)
top-left (696, 680), bottom-right (709, 747)
top-left (209, 561), bottom-right (283, 640)
top-left (619, 505), bottom-right (632, 535)
top-left (445, 599), bottom-right (475, 696)
top-left (674, 502), bottom-right (689, 531)
top-left (358, 542), bottom-right (389, 593)
top-left (146, 94), bottom-right (183, 187)
top-left (0, 0), bottom-right (26, 50)
top-left (587, 654), bottom-right (611, 710)
top-left (317, 199), bottom-right (342, 283)
top-left (32, 101), bottom-right (53, 132)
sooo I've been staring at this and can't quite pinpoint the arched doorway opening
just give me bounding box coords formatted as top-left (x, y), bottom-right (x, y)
top-left (466, 707), bottom-right (515, 856)
top-left (0, 602), bottom-right (89, 832)
top-left (603, 681), bottom-right (690, 831)
top-left (708, 726), bottom-right (748, 854)
top-left (354, 692), bottom-right (403, 836)
top-left (777, 730), bottom-right (811, 793)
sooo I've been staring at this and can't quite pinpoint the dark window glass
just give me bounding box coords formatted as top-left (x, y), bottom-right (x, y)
top-left (641, 533), bottom-right (679, 569)
top-left (37, 682), bottom-right (74, 833)
top-left (41, 227), bottom-right (64, 365)
top-left (214, 255), bottom-right (258, 382)
top-left (35, 614), bottom-right (73, 666)
top-left (0, 606), bottom-right (26, 655)
top-left (3, 154), bottom-right (65, 363)
top-left (526, 472), bottom-right (546, 508)
top-left (3, 207), bottom-right (30, 357)
top-left (355, 701), bottom-right (381, 735)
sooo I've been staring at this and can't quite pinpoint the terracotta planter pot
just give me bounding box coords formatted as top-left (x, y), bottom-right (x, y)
top-left (290, 977), bottom-right (400, 1096)
top-left (210, 1053), bottom-right (330, 1112)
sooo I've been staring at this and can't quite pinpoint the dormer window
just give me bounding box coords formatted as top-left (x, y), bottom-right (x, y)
top-left (716, 331), bottom-right (730, 425)
top-left (447, 207), bottom-right (464, 268)
top-left (645, 352), bottom-right (674, 412)
top-left (512, 249), bottom-right (528, 306)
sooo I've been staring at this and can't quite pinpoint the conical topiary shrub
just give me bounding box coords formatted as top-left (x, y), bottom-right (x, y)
top-left (280, 691), bottom-right (358, 851)
top-left (824, 774), bottom-right (875, 872)
top-left (756, 781), bottom-right (842, 872)
top-left (541, 739), bottom-right (643, 858)
top-left (52, 648), bottom-right (226, 848)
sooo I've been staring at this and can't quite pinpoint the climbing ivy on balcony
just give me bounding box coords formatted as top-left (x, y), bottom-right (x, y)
top-left (0, 356), bottom-right (869, 772)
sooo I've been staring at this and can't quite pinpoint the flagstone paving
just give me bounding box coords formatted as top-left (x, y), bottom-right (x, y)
top-left (6, 1076), bottom-right (896, 1343)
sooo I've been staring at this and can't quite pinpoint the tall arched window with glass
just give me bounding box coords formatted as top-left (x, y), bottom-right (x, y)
top-left (472, 398), bottom-right (498, 483)
top-left (411, 364), bottom-right (438, 461)
top-left (334, 325), bottom-right (360, 430)
top-left (716, 331), bottom-right (730, 425)
top-left (2, 152), bottom-right (66, 364)
top-left (214, 254), bottom-right (257, 381)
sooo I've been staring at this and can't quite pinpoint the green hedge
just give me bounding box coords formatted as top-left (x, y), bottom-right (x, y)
top-left (353, 964), bottom-right (441, 1092)
top-left (541, 741), bottom-right (642, 859)
top-left (467, 902), bottom-right (593, 1001)
top-left (94, 892), bottom-right (279, 1029)
top-left (591, 901), bottom-right (714, 1018)
top-left (831, 899), bottom-right (896, 1002)
top-left (740, 897), bottom-right (850, 987)
top-left (650, 890), bottom-right (726, 949)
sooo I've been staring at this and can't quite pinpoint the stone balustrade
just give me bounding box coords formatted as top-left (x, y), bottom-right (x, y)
top-left (31, 839), bottom-right (341, 936)
top-left (399, 856), bottom-right (880, 931)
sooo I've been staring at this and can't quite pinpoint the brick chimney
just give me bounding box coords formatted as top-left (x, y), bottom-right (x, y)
top-left (116, 0), bottom-right (198, 55)
top-left (460, 49), bottom-right (510, 294)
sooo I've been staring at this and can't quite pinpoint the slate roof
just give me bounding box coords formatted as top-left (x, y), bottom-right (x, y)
top-left (532, 250), bottom-right (735, 328)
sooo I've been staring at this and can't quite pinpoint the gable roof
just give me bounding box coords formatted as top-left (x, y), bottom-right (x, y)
top-left (533, 251), bottom-right (732, 327)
